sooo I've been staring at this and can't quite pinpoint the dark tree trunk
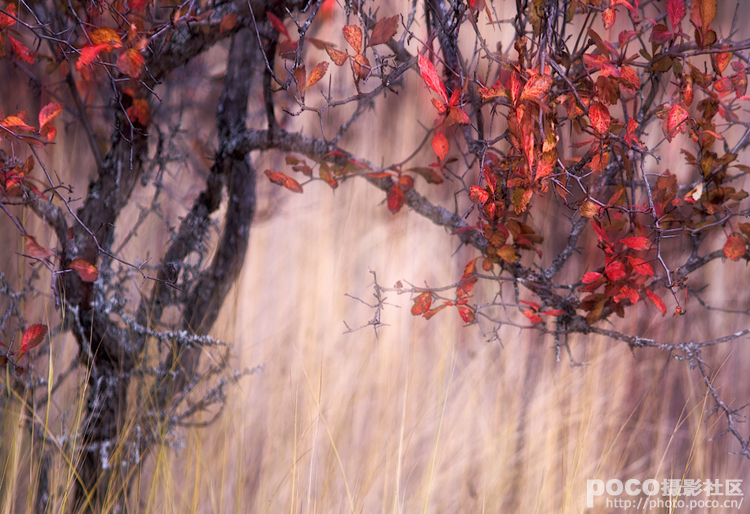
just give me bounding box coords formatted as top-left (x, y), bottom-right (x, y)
top-left (71, 24), bottom-right (262, 514)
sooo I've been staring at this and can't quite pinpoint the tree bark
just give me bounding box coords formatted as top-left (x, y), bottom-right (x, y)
top-left (71, 22), bottom-right (263, 514)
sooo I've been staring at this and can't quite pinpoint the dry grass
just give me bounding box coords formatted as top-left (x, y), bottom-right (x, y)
top-left (2, 1), bottom-right (750, 513)
top-left (120, 175), bottom-right (749, 513)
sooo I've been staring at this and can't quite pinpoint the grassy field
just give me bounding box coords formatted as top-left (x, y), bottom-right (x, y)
top-left (1, 1), bottom-right (750, 512)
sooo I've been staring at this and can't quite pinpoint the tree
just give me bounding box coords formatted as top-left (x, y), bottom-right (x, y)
top-left (0, 0), bottom-right (749, 511)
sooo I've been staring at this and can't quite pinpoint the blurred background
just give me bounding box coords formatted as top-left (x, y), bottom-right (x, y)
top-left (1, 0), bottom-right (749, 512)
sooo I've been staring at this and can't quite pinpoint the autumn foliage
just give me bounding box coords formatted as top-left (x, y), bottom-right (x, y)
top-left (1, 0), bottom-right (750, 510)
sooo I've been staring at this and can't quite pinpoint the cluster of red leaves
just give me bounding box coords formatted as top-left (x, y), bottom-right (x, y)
top-left (0, 102), bottom-right (63, 147)
top-left (0, 104), bottom-right (63, 201)
top-left (1, 154), bottom-right (39, 196)
top-left (410, 258), bottom-right (480, 323)
top-left (265, 153), bottom-right (383, 195)
top-left (464, 155), bottom-right (544, 265)
top-left (32, 0), bottom-right (740, 332)
top-left (268, 11), bottom-right (397, 91)
top-left (293, 62), bottom-right (329, 100)
top-left (22, 225), bottom-right (98, 286)
top-left (121, 88), bottom-right (150, 126)
top-left (76, 25), bottom-right (147, 79)
top-left (417, 52), bottom-right (470, 162)
top-left (579, 219), bottom-right (665, 322)
top-left (478, 38), bottom-right (558, 215)
top-left (519, 300), bottom-right (565, 324)
top-left (0, 4), bottom-right (34, 63)
top-left (23, 231), bottom-right (99, 282)
top-left (265, 12), bottom-right (436, 208)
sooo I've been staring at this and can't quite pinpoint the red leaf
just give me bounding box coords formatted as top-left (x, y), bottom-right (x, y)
top-left (469, 185), bottom-right (489, 204)
top-left (351, 53), bottom-right (370, 81)
top-left (628, 256), bottom-right (655, 276)
top-left (613, 285), bottom-right (634, 303)
top-left (713, 52), bottom-right (732, 75)
top-left (620, 236), bottom-right (651, 250)
top-left (267, 12), bottom-right (290, 39)
top-left (398, 175), bottom-right (414, 192)
top-left (423, 304), bottom-right (448, 320)
top-left (126, 98), bottom-right (150, 126)
top-left (461, 277), bottom-right (478, 300)
top-left (220, 12), bottom-right (238, 34)
top-left (293, 65), bottom-right (306, 96)
top-left (582, 272), bottom-right (603, 284)
top-left (264, 169), bottom-right (303, 193)
top-left (619, 65), bottom-right (640, 91)
top-left (667, 103), bottom-right (689, 140)
top-left (510, 71), bottom-right (523, 103)
top-left (69, 258), bottom-right (99, 282)
top-left (342, 25), bottom-right (363, 54)
top-left (618, 29), bottom-right (637, 47)
top-left (367, 15), bottom-right (398, 47)
top-left (418, 52), bottom-right (448, 105)
top-left (542, 310), bottom-right (566, 316)
top-left (76, 43), bottom-right (112, 70)
top-left (17, 324), bottom-right (47, 359)
top-left (129, 0), bottom-right (150, 11)
top-left (667, 0), bottom-right (686, 31)
top-left (461, 255), bottom-right (479, 278)
top-left (483, 165), bottom-right (497, 193)
top-left (652, 24), bottom-right (675, 46)
top-left (325, 44), bottom-right (349, 66)
top-left (724, 236), bottom-right (746, 261)
top-left (646, 289), bottom-right (667, 316)
top-left (605, 260), bottom-right (626, 281)
top-left (8, 36), bottom-right (34, 63)
top-left (497, 244), bottom-right (520, 263)
top-left (602, 8), bottom-right (616, 29)
top-left (89, 27), bottom-right (122, 47)
top-left (456, 304), bottom-right (475, 323)
top-left (0, 4), bottom-right (16, 28)
top-left (305, 61), bottom-right (329, 90)
top-left (38, 102), bottom-right (63, 142)
top-left (522, 310), bottom-right (543, 323)
top-left (117, 48), bottom-right (144, 78)
top-left (447, 107), bottom-right (470, 126)
top-left (387, 184), bottom-right (405, 214)
top-left (520, 74), bottom-right (552, 102)
top-left (512, 188), bottom-right (533, 215)
top-left (448, 89), bottom-right (461, 108)
top-left (519, 300), bottom-right (540, 311)
top-left (690, 0), bottom-right (716, 33)
top-left (25, 235), bottom-right (55, 259)
top-left (411, 292), bottom-right (433, 315)
top-left (318, 163), bottom-right (338, 189)
top-left (0, 115), bottom-right (34, 132)
top-left (431, 132), bottom-right (449, 161)
top-left (732, 74), bottom-right (747, 98)
top-left (583, 54), bottom-right (610, 72)
top-left (589, 102), bottom-right (610, 134)
top-left (278, 39), bottom-right (298, 60)
top-left (407, 166), bottom-right (443, 184)
top-left (714, 77), bottom-right (734, 95)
